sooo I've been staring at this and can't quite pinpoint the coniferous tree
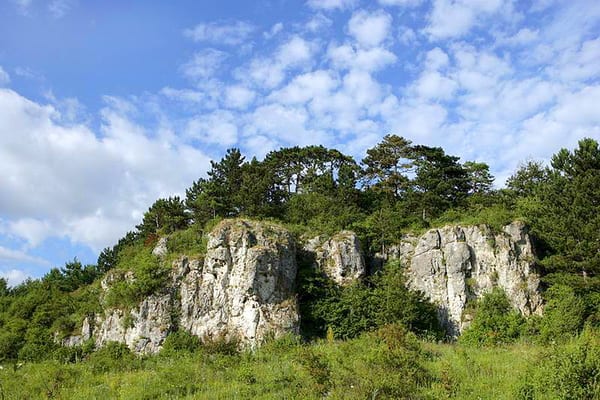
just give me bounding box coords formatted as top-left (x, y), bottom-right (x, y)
top-left (136, 196), bottom-right (189, 238)
top-left (361, 135), bottom-right (414, 200)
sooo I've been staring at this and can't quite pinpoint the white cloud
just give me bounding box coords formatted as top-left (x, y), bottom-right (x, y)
top-left (239, 36), bottom-right (317, 89)
top-left (425, 0), bottom-right (510, 40)
top-left (185, 110), bottom-right (239, 146)
top-left (306, 0), bottom-right (357, 11)
top-left (381, 98), bottom-right (449, 142)
top-left (398, 26), bottom-right (418, 45)
top-left (180, 49), bottom-right (228, 80)
top-left (12, 0), bottom-right (32, 14)
top-left (328, 44), bottom-right (397, 72)
top-left (14, 66), bottom-right (43, 80)
top-left (0, 268), bottom-right (31, 287)
top-left (224, 85), bottom-right (256, 109)
top-left (551, 85), bottom-right (600, 125)
top-left (160, 87), bottom-right (205, 103)
top-left (424, 47), bottom-right (450, 70)
top-left (8, 219), bottom-right (52, 248)
top-left (269, 70), bottom-right (339, 105)
top-left (278, 36), bottom-right (315, 65)
top-left (347, 9), bottom-right (393, 48)
top-left (184, 20), bottom-right (255, 46)
top-left (497, 28), bottom-right (539, 47)
top-left (548, 37), bottom-right (600, 83)
top-left (493, 84), bottom-right (600, 181)
top-left (0, 89), bottom-right (211, 251)
top-left (414, 71), bottom-right (458, 100)
top-left (305, 13), bottom-right (333, 32)
top-left (0, 67), bottom-right (10, 86)
top-left (264, 22), bottom-right (284, 39)
top-left (307, 70), bottom-right (388, 134)
top-left (0, 245), bottom-right (49, 265)
top-left (245, 103), bottom-right (330, 146)
top-left (451, 44), bottom-right (512, 93)
top-left (378, 0), bottom-right (423, 6)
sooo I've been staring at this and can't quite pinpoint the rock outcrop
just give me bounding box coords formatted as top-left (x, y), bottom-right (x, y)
top-left (71, 220), bottom-right (299, 353)
top-left (65, 219), bottom-right (543, 351)
top-left (303, 231), bottom-right (366, 286)
top-left (178, 220), bottom-right (299, 346)
top-left (384, 221), bottom-right (543, 336)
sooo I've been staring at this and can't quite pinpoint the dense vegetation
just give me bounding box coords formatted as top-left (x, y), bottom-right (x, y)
top-left (1, 136), bottom-right (599, 398)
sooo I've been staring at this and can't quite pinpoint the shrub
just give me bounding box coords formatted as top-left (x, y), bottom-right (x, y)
top-left (104, 242), bottom-right (170, 309)
top-left (517, 327), bottom-right (600, 399)
top-left (86, 341), bottom-right (137, 373)
top-left (297, 259), bottom-right (442, 340)
top-left (460, 288), bottom-right (525, 346)
top-left (539, 284), bottom-right (586, 343)
top-left (160, 330), bottom-right (202, 356)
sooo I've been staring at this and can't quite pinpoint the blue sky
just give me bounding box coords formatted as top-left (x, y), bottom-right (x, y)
top-left (1, 0), bottom-right (599, 286)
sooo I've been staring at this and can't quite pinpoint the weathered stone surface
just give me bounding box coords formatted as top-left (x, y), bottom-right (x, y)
top-left (179, 220), bottom-right (299, 347)
top-left (70, 219), bottom-right (299, 353)
top-left (93, 294), bottom-right (174, 353)
top-left (385, 221), bottom-right (543, 336)
top-left (152, 237), bottom-right (168, 257)
top-left (303, 231), bottom-right (366, 286)
top-left (64, 219), bottom-right (541, 350)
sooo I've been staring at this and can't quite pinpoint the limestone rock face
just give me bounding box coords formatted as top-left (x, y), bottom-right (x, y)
top-left (75, 219), bottom-right (299, 353)
top-left (64, 219), bottom-right (542, 349)
top-left (386, 221), bottom-right (543, 336)
top-left (303, 231), bottom-right (366, 286)
top-left (179, 220), bottom-right (299, 347)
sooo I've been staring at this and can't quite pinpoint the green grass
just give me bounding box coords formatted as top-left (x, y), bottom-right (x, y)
top-left (1, 322), bottom-right (597, 399)
top-left (422, 341), bottom-right (542, 399)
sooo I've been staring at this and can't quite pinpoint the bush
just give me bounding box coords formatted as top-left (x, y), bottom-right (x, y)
top-left (104, 242), bottom-right (170, 309)
top-left (86, 341), bottom-right (137, 373)
top-left (160, 330), bottom-right (202, 356)
top-left (517, 327), bottom-right (600, 399)
top-left (460, 288), bottom-right (525, 346)
top-left (165, 225), bottom-right (207, 263)
top-left (539, 284), bottom-right (586, 343)
top-left (297, 259), bottom-right (442, 340)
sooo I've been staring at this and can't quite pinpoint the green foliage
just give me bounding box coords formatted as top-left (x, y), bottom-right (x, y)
top-left (297, 259), bottom-right (441, 340)
top-left (104, 242), bottom-right (168, 309)
top-left (136, 196), bottom-right (190, 238)
top-left (506, 160), bottom-right (549, 198)
top-left (410, 144), bottom-right (470, 218)
top-left (165, 223), bottom-right (206, 262)
top-left (97, 231), bottom-right (138, 273)
top-left (433, 204), bottom-right (518, 231)
top-left (517, 327), bottom-right (600, 399)
top-left (357, 202), bottom-right (423, 253)
top-left (517, 138), bottom-right (600, 280)
top-left (539, 284), bottom-right (587, 343)
top-left (464, 161), bottom-right (495, 194)
top-left (186, 148), bottom-right (246, 225)
top-left (43, 258), bottom-right (100, 293)
top-left (460, 288), bottom-right (525, 346)
top-left (361, 134), bottom-right (414, 200)
top-left (160, 330), bottom-right (202, 356)
top-left (284, 192), bottom-right (365, 234)
top-left (86, 341), bottom-right (138, 373)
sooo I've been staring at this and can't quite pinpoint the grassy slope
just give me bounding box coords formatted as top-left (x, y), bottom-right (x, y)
top-left (0, 338), bottom-right (547, 400)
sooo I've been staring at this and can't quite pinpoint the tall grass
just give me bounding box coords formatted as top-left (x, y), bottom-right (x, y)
top-left (1, 329), bottom-right (597, 399)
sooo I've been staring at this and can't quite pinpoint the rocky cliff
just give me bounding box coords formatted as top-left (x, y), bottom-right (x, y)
top-left (302, 231), bottom-right (366, 286)
top-left (382, 221), bottom-right (543, 336)
top-left (65, 219), bottom-right (542, 352)
top-left (67, 220), bottom-right (299, 353)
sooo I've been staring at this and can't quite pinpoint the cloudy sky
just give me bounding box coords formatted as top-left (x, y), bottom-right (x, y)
top-left (1, 0), bottom-right (599, 285)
